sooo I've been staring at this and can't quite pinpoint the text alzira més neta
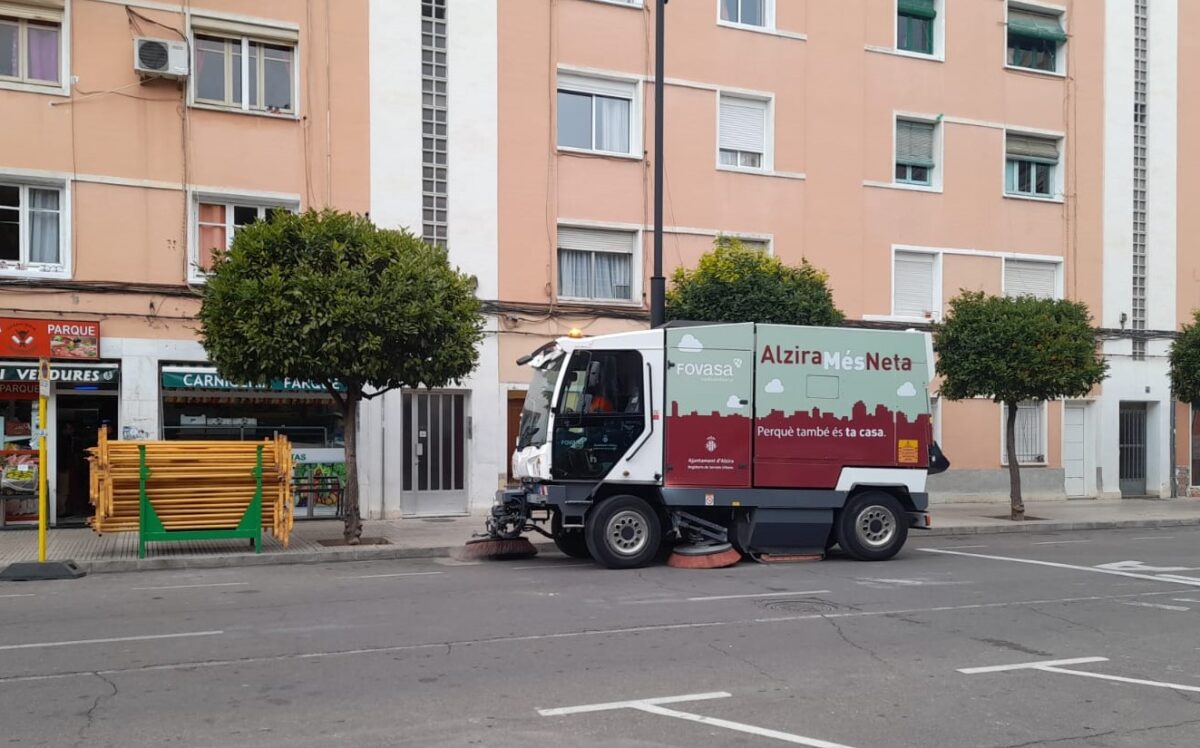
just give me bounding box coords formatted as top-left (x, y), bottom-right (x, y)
top-left (760, 346), bottom-right (914, 372)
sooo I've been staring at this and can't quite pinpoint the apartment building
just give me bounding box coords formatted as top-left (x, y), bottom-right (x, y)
top-left (0, 0), bottom-right (368, 526)
top-left (493, 0), bottom-right (1195, 503)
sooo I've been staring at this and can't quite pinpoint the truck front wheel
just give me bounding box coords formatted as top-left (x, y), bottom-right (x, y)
top-left (836, 492), bottom-right (908, 561)
top-left (585, 495), bottom-right (662, 569)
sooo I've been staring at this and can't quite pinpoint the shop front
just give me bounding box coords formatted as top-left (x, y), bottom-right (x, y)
top-left (0, 317), bottom-right (110, 528)
top-left (159, 366), bottom-right (346, 518)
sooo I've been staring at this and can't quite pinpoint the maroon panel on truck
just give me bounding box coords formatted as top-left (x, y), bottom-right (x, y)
top-left (664, 324), bottom-right (754, 487)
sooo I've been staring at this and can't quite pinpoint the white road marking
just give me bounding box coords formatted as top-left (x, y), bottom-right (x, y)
top-left (132, 582), bottom-right (249, 591)
top-left (1120, 601), bottom-right (1190, 611)
top-left (510, 562), bottom-right (594, 571)
top-left (1171, 598), bottom-right (1200, 604)
top-left (930, 545), bottom-right (988, 550)
top-left (338, 571), bottom-right (444, 579)
top-left (959, 657), bottom-right (1108, 674)
top-left (1131, 536), bottom-right (1175, 540)
top-left (621, 590), bottom-right (831, 605)
top-left (537, 691), bottom-right (732, 716)
top-left (1031, 540), bottom-right (1091, 545)
top-left (961, 656), bottom-right (1200, 694)
top-left (855, 578), bottom-right (969, 588)
top-left (0, 630), bottom-right (223, 652)
top-left (921, 548), bottom-right (1200, 587)
top-left (0, 589), bottom-right (1184, 685)
top-left (1095, 561), bottom-right (1198, 573)
top-left (540, 692), bottom-right (857, 747)
top-left (0, 594), bottom-right (34, 598)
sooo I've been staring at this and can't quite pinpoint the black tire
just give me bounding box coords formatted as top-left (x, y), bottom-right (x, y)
top-left (836, 491), bottom-right (908, 561)
top-left (551, 512), bottom-right (591, 559)
top-left (585, 495), bottom-right (662, 569)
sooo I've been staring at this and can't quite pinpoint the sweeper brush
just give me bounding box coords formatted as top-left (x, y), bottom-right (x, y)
top-left (460, 536), bottom-right (538, 561)
top-left (666, 542), bottom-right (742, 569)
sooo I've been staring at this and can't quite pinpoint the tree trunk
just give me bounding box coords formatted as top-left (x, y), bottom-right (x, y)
top-left (1006, 400), bottom-right (1025, 521)
top-left (342, 393), bottom-right (363, 544)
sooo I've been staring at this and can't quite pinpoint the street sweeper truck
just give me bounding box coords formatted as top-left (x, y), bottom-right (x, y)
top-left (479, 322), bottom-right (949, 569)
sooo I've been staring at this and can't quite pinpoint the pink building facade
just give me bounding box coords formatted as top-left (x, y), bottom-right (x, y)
top-left (492, 0), bottom-right (1195, 503)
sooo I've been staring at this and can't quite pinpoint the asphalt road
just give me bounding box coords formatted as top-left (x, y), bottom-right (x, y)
top-left (2, 526), bottom-right (1200, 747)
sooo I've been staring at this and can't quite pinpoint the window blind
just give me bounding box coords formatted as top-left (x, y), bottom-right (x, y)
top-left (893, 251), bottom-right (935, 317)
top-left (719, 97), bottom-right (767, 154)
top-left (1006, 133), bottom-right (1059, 164)
top-left (557, 226), bottom-right (636, 254)
top-left (898, 0), bottom-right (936, 19)
top-left (896, 120), bottom-right (935, 167)
top-left (1008, 9), bottom-right (1067, 42)
top-left (1004, 260), bottom-right (1057, 299)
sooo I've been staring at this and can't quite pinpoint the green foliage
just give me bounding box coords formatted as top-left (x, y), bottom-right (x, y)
top-left (197, 210), bottom-right (484, 399)
top-left (665, 236), bottom-right (844, 326)
top-left (934, 291), bottom-right (1108, 403)
top-left (1169, 310), bottom-right (1200, 404)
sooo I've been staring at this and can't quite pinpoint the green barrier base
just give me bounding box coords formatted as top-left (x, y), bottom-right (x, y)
top-left (138, 444), bottom-right (264, 560)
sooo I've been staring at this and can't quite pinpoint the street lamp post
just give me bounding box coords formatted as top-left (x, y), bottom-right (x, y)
top-left (650, 0), bottom-right (667, 328)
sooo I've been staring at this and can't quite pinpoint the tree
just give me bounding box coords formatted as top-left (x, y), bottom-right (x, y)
top-left (198, 210), bottom-right (484, 543)
top-left (666, 236), bottom-right (844, 326)
top-left (934, 292), bottom-right (1107, 520)
top-left (1169, 310), bottom-right (1200, 406)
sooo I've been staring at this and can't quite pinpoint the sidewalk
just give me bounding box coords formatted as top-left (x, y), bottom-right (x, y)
top-left (2, 498), bottom-right (1198, 574)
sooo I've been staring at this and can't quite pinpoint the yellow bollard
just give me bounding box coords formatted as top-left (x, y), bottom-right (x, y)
top-left (37, 359), bottom-right (49, 563)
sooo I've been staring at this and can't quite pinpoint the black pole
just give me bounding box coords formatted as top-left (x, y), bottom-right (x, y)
top-left (650, 0), bottom-right (666, 328)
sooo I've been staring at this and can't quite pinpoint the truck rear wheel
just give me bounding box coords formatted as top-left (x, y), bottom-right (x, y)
top-left (551, 512), bottom-right (591, 559)
top-left (585, 495), bottom-right (662, 569)
top-left (836, 492), bottom-right (908, 561)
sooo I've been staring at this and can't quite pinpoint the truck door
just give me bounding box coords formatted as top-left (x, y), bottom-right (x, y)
top-left (665, 324), bottom-right (754, 487)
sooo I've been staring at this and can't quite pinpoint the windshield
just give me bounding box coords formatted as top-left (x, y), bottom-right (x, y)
top-left (516, 354), bottom-right (564, 449)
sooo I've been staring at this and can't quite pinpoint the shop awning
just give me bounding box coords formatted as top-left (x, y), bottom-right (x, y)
top-left (0, 361), bottom-right (119, 385)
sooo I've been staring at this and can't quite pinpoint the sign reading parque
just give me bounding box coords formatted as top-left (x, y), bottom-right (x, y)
top-left (160, 371), bottom-right (346, 393)
top-left (0, 317), bottom-right (100, 360)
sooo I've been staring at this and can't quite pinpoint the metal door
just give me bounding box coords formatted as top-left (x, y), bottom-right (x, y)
top-left (1062, 404), bottom-right (1087, 497)
top-left (401, 391), bottom-right (468, 516)
top-left (1119, 403), bottom-right (1147, 497)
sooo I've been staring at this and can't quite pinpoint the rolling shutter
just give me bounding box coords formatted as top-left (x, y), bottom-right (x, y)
top-left (719, 97), bottom-right (767, 154)
top-left (898, 0), bottom-right (936, 19)
top-left (557, 227), bottom-right (636, 254)
top-left (1004, 260), bottom-right (1057, 299)
top-left (1006, 133), bottom-right (1059, 164)
top-left (1008, 9), bottom-right (1067, 42)
top-left (893, 251), bottom-right (935, 317)
top-left (896, 120), bottom-right (935, 167)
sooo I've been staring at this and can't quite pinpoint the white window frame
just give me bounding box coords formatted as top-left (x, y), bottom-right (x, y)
top-left (716, 93), bottom-right (773, 173)
top-left (1004, 1), bottom-right (1068, 78)
top-left (587, 0), bottom-right (643, 7)
top-left (188, 17), bottom-right (300, 119)
top-left (893, 113), bottom-right (943, 192)
top-left (717, 0), bottom-right (775, 32)
top-left (890, 248), bottom-right (942, 321)
top-left (0, 1), bottom-right (69, 96)
top-left (0, 176), bottom-right (70, 279)
top-left (188, 192), bottom-right (299, 283)
top-left (555, 223), bottom-right (643, 305)
top-left (892, 0), bottom-right (945, 62)
top-left (555, 71), bottom-right (642, 159)
top-left (1001, 400), bottom-right (1048, 466)
top-left (1002, 257), bottom-right (1062, 299)
top-left (1002, 128), bottom-right (1065, 202)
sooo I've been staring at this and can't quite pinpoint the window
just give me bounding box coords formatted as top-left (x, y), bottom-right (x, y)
top-left (0, 182), bottom-right (63, 270)
top-left (718, 95), bottom-right (768, 170)
top-left (1004, 259), bottom-right (1057, 299)
top-left (191, 19), bottom-right (298, 114)
top-left (720, 0), bottom-right (766, 27)
top-left (557, 227), bottom-right (636, 302)
top-left (1007, 7), bottom-right (1066, 73)
top-left (422, 0), bottom-right (448, 246)
top-left (739, 239), bottom-right (769, 252)
top-left (1006, 133), bottom-right (1059, 198)
top-left (193, 199), bottom-right (292, 279)
top-left (892, 250), bottom-right (936, 318)
top-left (1002, 401), bottom-right (1046, 465)
top-left (895, 119), bottom-right (935, 186)
top-left (551, 350), bottom-right (646, 481)
top-left (557, 74), bottom-right (636, 156)
top-left (0, 6), bottom-right (61, 87)
top-left (897, 0), bottom-right (936, 55)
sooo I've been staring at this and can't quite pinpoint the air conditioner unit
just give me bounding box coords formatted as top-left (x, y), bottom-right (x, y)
top-left (133, 37), bottom-right (189, 79)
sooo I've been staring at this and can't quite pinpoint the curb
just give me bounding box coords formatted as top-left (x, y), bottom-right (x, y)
top-left (69, 516), bottom-right (1200, 573)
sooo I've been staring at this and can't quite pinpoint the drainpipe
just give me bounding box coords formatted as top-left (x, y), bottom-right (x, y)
top-left (1169, 393), bottom-right (1178, 498)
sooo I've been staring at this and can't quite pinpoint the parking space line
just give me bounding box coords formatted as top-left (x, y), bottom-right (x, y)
top-left (1120, 601), bottom-right (1189, 611)
top-left (1031, 540), bottom-right (1091, 545)
top-left (337, 571), bottom-right (444, 580)
top-left (0, 630), bottom-right (223, 652)
top-left (540, 691), bottom-right (857, 747)
top-left (0, 594), bottom-right (34, 598)
top-left (132, 582), bottom-right (248, 591)
top-left (920, 548), bottom-right (1200, 587)
top-left (510, 563), bottom-right (593, 571)
top-left (961, 656), bottom-right (1200, 695)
